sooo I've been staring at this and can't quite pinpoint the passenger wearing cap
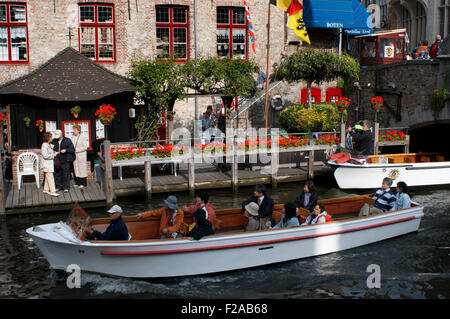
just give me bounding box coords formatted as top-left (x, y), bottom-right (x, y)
top-left (83, 205), bottom-right (129, 241)
top-left (244, 202), bottom-right (266, 231)
top-left (188, 208), bottom-right (214, 240)
top-left (137, 195), bottom-right (184, 239)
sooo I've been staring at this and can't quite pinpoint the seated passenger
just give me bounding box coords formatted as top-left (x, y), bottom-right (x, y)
top-left (84, 205), bottom-right (129, 240)
top-left (188, 208), bottom-right (214, 240)
top-left (184, 192), bottom-right (217, 230)
top-left (242, 184), bottom-right (274, 228)
top-left (137, 195), bottom-right (184, 238)
top-left (302, 203), bottom-right (328, 225)
top-left (294, 180), bottom-right (318, 213)
top-left (392, 181), bottom-right (411, 211)
top-left (359, 177), bottom-right (396, 216)
top-left (271, 202), bottom-right (299, 229)
top-left (244, 202), bottom-right (266, 231)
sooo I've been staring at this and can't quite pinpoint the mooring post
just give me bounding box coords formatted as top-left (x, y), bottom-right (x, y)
top-left (188, 148), bottom-right (195, 195)
top-left (144, 150), bottom-right (152, 199)
top-left (104, 140), bottom-right (114, 208)
top-left (232, 135), bottom-right (239, 192)
top-left (271, 135), bottom-right (279, 190)
top-left (340, 123), bottom-right (346, 149)
top-left (374, 122), bottom-right (380, 155)
top-left (405, 135), bottom-right (410, 153)
top-left (307, 149), bottom-right (315, 180)
top-left (0, 155), bottom-right (5, 215)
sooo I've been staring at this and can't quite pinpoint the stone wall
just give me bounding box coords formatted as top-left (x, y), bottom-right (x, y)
top-left (349, 60), bottom-right (442, 129)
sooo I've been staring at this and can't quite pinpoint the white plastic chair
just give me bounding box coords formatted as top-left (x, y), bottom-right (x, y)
top-left (17, 152), bottom-right (40, 190)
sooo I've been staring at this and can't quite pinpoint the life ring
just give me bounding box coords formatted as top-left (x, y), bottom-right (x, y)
top-left (330, 152), bottom-right (351, 164)
top-left (271, 95), bottom-right (285, 111)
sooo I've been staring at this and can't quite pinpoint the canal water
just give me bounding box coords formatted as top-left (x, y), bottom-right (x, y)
top-left (0, 173), bottom-right (449, 299)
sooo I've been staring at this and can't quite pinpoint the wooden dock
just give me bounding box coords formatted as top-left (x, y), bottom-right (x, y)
top-left (3, 180), bottom-right (106, 214)
top-left (113, 163), bottom-right (331, 197)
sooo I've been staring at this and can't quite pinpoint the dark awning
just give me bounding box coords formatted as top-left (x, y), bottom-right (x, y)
top-left (0, 47), bottom-right (135, 101)
top-left (303, 0), bottom-right (373, 35)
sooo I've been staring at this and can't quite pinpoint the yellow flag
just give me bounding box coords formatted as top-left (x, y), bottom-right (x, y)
top-left (276, 0), bottom-right (293, 11)
top-left (288, 11), bottom-right (311, 45)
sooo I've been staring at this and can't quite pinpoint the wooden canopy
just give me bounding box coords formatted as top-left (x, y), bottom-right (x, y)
top-left (0, 47), bottom-right (135, 101)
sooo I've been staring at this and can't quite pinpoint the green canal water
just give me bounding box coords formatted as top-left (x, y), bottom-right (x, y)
top-left (1, 173), bottom-right (449, 299)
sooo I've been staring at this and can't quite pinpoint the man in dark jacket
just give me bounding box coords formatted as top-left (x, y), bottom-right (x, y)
top-left (348, 120), bottom-right (374, 156)
top-left (84, 205), bottom-right (129, 240)
top-left (52, 129), bottom-right (75, 192)
top-left (242, 184), bottom-right (275, 227)
top-left (188, 208), bottom-right (214, 240)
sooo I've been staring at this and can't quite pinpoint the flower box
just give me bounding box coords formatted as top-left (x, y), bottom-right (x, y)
top-left (378, 130), bottom-right (407, 142)
top-left (315, 134), bottom-right (340, 146)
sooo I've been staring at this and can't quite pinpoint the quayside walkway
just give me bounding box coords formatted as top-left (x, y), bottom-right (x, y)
top-left (2, 180), bottom-right (105, 214)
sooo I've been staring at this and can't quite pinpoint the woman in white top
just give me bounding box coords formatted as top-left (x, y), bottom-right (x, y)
top-left (301, 203), bottom-right (328, 225)
top-left (40, 132), bottom-right (60, 197)
top-left (70, 124), bottom-right (89, 188)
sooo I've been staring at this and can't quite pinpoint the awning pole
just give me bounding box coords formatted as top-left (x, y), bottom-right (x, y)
top-left (339, 28), bottom-right (342, 56)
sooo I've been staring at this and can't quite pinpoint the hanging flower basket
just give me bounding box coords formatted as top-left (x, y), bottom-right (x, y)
top-left (95, 104), bottom-right (117, 125)
top-left (70, 105), bottom-right (81, 118)
top-left (335, 96), bottom-right (351, 111)
top-left (24, 116), bottom-right (31, 127)
top-left (369, 96), bottom-right (384, 111)
top-left (0, 112), bottom-right (8, 125)
top-left (36, 120), bottom-right (44, 132)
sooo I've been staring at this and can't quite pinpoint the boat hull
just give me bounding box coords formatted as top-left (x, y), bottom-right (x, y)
top-left (27, 206), bottom-right (423, 278)
top-left (330, 161), bottom-right (450, 189)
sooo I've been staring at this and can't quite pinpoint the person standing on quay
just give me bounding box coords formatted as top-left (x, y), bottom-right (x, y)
top-left (71, 124), bottom-right (89, 188)
top-left (52, 129), bottom-right (75, 192)
top-left (347, 120), bottom-right (374, 156)
top-left (40, 132), bottom-right (60, 197)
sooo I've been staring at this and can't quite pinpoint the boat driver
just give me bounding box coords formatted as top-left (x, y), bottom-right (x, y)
top-left (83, 205), bottom-right (130, 240)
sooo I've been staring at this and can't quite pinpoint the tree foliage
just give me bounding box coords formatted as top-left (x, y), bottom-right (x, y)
top-left (279, 103), bottom-right (346, 133)
top-left (128, 59), bottom-right (187, 141)
top-left (183, 56), bottom-right (257, 108)
top-left (275, 48), bottom-right (359, 109)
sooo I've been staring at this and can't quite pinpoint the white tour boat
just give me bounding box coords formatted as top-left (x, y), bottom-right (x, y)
top-left (327, 152), bottom-right (450, 189)
top-left (26, 196), bottom-right (424, 278)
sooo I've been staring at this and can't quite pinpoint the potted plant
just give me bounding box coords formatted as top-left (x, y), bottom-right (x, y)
top-left (0, 112), bottom-right (8, 125)
top-left (70, 105), bottom-right (81, 118)
top-left (95, 103), bottom-right (117, 125)
top-left (36, 120), bottom-right (44, 132)
top-left (369, 96), bottom-right (384, 111)
top-left (335, 96), bottom-right (351, 123)
top-left (24, 116), bottom-right (31, 127)
top-left (335, 96), bottom-right (351, 111)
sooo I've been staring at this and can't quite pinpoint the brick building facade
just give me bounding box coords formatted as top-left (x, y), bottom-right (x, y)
top-left (0, 0), bottom-right (300, 132)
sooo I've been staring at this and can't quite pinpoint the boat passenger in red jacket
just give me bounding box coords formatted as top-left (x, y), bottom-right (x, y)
top-left (184, 192), bottom-right (217, 230)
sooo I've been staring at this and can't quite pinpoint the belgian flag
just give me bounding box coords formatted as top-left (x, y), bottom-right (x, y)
top-left (269, 0), bottom-right (303, 13)
top-left (287, 11), bottom-right (311, 44)
top-left (270, 0), bottom-right (310, 44)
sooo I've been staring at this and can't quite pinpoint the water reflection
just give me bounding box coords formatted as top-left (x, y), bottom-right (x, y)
top-left (1, 175), bottom-right (449, 299)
